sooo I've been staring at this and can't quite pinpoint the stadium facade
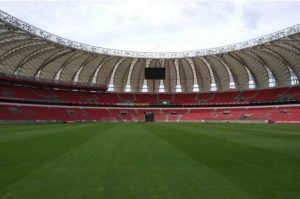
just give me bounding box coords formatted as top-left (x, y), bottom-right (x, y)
top-left (0, 9), bottom-right (300, 123)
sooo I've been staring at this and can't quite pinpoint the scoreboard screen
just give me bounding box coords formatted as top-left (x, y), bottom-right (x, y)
top-left (144, 68), bottom-right (165, 80)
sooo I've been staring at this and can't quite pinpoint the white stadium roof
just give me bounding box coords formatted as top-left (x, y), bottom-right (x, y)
top-left (0, 9), bottom-right (300, 92)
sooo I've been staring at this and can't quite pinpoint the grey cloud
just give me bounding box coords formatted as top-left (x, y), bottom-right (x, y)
top-left (241, 5), bottom-right (262, 29)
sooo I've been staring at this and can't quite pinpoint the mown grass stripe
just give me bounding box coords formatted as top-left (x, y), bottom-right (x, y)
top-left (1, 123), bottom-right (253, 199)
top-left (0, 123), bottom-right (97, 143)
top-left (0, 123), bottom-right (115, 191)
top-left (0, 123), bottom-right (300, 199)
top-left (153, 123), bottom-right (300, 157)
top-left (148, 123), bottom-right (300, 199)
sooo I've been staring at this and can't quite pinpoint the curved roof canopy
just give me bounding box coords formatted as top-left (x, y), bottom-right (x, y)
top-left (0, 10), bottom-right (300, 93)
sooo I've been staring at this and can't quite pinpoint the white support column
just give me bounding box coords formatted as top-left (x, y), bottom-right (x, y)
top-left (35, 70), bottom-right (41, 79)
top-left (142, 59), bottom-right (151, 92)
top-left (174, 59), bottom-right (182, 92)
top-left (14, 67), bottom-right (21, 76)
top-left (92, 57), bottom-right (112, 84)
top-left (213, 55), bottom-right (236, 89)
top-left (73, 66), bottom-right (83, 83)
top-left (159, 59), bottom-right (165, 93)
top-left (266, 67), bottom-right (276, 87)
top-left (54, 67), bottom-right (63, 81)
top-left (186, 58), bottom-right (199, 92)
top-left (125, 58), bottom-right (138, 92)
top-left (108, 57), bottom-right (125, 92)
top-left (245, 67), bottom-right (256, 89)
top-left (199, 57), bottom-right (217, 91)
top-left (289, 67), bottom-right (299, 85)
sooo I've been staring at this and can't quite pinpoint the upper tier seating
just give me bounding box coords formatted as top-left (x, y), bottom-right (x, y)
top-left (1, 84), bottom-right (300, 106)
top-left (249, 88), bottom-right (288, 102)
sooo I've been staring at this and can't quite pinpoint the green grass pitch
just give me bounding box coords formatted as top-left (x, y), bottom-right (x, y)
top-left (0, 122), bottom-right (300, 199)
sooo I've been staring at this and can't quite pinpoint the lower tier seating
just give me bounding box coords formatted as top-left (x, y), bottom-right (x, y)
top-left (1, 103), bottom-right (300, 123)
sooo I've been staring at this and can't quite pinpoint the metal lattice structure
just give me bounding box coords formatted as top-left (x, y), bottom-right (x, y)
top-left (0, 10), bottom-right (300, 93)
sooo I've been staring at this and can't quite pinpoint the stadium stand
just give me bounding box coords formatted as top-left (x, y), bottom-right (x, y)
top-left (0, 10), bottom-right (300, 123)
top-left (1, 101), bottom-right (300, 123)
top-left (1, 82), bottom-right (300, 105)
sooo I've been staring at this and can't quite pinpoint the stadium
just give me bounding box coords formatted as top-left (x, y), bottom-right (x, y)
top-left (0, 5), bottom-right (300, 199)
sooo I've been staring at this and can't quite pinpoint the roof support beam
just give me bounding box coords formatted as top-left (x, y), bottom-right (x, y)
top-left (70, 54), bottom-right (94, 82)
top-left (249, 49), bottom-right (287, 87)
top-left (34, 49), bottom-right (74, 77)
top-left (233, 51), bottom-right (269, 89)
top-left (91, 56), bottom-right (112, 84)
top-left (125, 58), bottom-right (138, 92)
top-left (199, 57), bottom-right (217, 91)
top-left (174, 59), bottom-right (182, 92)
top-left (0, 41), bottom-right (46, 63)
top-left (186, 58), bottom-right (200, 92)
top-left (158, 59), bottom-right (165, 92)
top-left (141, 59), bottom-right (151, 92)
top-left (226, 53), bottom-right (254, 89)
top-left (213, 55), bottom-right (236, 89)
top-left (52, 51), bottom-right (83, 80)
top-left (13, 45), bottom-right (55, 75)
top-left (107, 57), bottom-right (126, 91)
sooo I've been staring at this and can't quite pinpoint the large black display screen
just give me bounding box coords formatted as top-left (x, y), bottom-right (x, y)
top-left (144, 68), bottom-right (165, 80)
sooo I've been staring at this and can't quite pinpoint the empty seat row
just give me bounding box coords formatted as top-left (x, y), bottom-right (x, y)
top-left (1, 84), bottom-right (300, 106)
top-left (1, 103), bottom-right (300, 123)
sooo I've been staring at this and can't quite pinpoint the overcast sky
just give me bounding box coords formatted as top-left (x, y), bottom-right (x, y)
top-left (1, 0), bottom-right (300, 52)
